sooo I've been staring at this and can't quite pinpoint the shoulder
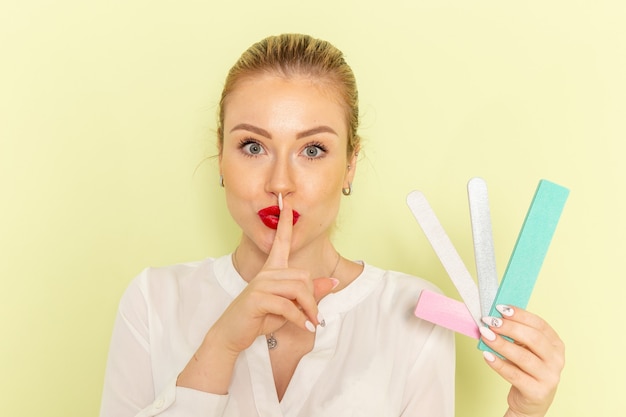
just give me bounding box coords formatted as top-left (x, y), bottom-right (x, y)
top-left (139, 258), bottom-right (213, 280)
top-left (364, 262), bottom-right (443, 300)
top-left (119, 257), bottom-right (218, 311)
top-left (347, 262), bottom-right (445, 328)
top-left (360, 264), bottom-right (452, 338)
top-left (115, 257), bottom-right (233, 338)
top-left (134, 257), bottom-right (213, 289)
top-left (352, 263), bottom-right (454, 359)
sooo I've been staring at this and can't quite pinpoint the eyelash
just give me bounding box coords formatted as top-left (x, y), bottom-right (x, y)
top-left (236, 138), bottom-right (328, 160)
top-left (238, 138), bottom-right (264, 158)
top-left (302, 141), bottom-right (328, 160)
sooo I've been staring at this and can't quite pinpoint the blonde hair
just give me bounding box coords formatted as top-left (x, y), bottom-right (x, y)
top-left (217, 34), bottom-right (360, 157)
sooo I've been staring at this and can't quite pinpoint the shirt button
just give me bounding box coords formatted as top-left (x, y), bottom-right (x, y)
top-left (154, 397), bottom-right (165, 409)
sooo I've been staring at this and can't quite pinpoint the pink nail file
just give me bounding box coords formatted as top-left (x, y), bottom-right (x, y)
top-left (414, 289), bottom-right (480, 339)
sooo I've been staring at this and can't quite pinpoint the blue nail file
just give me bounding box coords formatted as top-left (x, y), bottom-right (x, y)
top-left (478, 179), bottom-right (569, 352)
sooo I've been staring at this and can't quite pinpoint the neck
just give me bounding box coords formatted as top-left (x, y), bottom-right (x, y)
top-left (234, 235), bottom-right (338, 282)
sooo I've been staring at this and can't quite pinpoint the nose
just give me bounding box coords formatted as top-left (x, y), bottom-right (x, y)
top-left (266, 152), bottom-right (295, 199)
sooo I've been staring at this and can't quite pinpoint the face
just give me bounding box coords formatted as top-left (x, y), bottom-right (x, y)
top-left (220, 74), bottom-right (357, 256)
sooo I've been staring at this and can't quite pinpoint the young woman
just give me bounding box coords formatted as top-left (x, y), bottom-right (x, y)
top-left (100, 33), bottom-right (564, 417)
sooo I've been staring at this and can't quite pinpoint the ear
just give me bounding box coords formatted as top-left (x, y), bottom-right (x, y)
top-left (217, 129), bottom-right (224, 172)
top-left (343, 148), bottom-right (359, 187)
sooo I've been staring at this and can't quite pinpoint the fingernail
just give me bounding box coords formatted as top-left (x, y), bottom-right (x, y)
top-left (317, 313), bottom-right (326, 327)
top-left (330, 278), bottom-right (340, 289)
top-left (483, 351), bottom-right (496, 362)
top-left (482, 316), bottom-right (503, 328)
top-left (479, 326), bottom-right (497, 342)
top-left (305, 320), bottom-right (316, 333)
top-left (496, 304), bottom-right (514, 317)
top-left (278, 193), bottom-right (283, 211)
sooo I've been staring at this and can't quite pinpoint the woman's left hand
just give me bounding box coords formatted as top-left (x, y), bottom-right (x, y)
top-left (479, 305), bottom-right (565, 417)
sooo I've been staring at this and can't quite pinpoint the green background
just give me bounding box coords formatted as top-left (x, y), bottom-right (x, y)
top-left (2, 1), bottom-right (624, 415)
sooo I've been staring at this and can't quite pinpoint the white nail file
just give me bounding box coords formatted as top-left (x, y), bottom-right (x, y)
top-left (407, 191), bottom-right (482, 327)
top-left (467, 177), bottom-right (499, 318)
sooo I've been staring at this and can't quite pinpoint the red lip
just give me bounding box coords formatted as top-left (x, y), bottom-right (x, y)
top-left (257, 206), bottom-right (300, 229)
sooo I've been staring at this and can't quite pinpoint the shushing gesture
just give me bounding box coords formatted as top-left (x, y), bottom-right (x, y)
top-left (177, 194), bottom-right (337, 394)
top-left (215, 195), bottom-right (336, 354)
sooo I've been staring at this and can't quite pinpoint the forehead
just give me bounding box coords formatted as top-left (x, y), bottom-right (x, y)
top-left (223, 74), bottom-right (349, 136)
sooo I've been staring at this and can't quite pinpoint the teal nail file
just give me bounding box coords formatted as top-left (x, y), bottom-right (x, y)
top-left (407, 191), bottom-right (482, 327)
top-left (478, 179), bottom-right (569, 353)
top-left (467, 178), bottom-right (499, 318)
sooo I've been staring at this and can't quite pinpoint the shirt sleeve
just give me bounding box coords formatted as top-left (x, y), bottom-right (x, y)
top-left (401, 323), bottom-right (456, 417)
top-left (99, 272), bottom-right (230, 417)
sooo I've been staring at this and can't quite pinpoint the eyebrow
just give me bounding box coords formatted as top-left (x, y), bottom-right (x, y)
top-left (230, 123), bottom-right (272, 139)
top-left (229, 124), bottom-right (338, 140)
top-left (296, 126), bottom-right (338, 139)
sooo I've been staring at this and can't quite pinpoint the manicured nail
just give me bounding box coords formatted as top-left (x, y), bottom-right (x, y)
top-left (496, 304), bottom-right (514, 317)
top-left (305, 320), bottom-right (316, 333)
top-left (483, 351), bottom-right (496, 362)
top-left (482, 316), bottom-right (503, 328)
top-left (330, 278), bottom-right (340, 289)
top-left (317, 313), bottom-right (326, 327)
top-left (278, 193), bottom-right (283, 211)
top-left (479, 326), bottom-right (497, 342)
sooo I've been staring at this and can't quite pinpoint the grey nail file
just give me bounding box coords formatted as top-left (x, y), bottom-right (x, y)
top-left (407, 191), bottom-right (482, 326)
top-left (467, 177), bottom-right (499, 318)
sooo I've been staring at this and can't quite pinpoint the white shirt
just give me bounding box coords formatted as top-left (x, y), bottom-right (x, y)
top-left (100, 255), bottom-right (455, 417)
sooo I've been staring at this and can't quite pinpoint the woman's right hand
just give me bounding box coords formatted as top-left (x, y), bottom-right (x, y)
top-left (177, 197), bottom-right (337, 393)
top-left (213, 198), bottom-right (335, 354)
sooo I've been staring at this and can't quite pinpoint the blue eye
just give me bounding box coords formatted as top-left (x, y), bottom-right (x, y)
top-left (240, 140), bottom-right (265, 156)
top-left (302, 143), bottom-right (326, 159)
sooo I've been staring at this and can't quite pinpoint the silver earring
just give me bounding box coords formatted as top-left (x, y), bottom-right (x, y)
top-left (342, 182), bottom-right (352, 196)
top-left (219, 174), bottom-right (224, 187)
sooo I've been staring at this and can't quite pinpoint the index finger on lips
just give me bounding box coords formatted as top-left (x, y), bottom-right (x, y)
top-left (264, 193), bottom-right (293, 270)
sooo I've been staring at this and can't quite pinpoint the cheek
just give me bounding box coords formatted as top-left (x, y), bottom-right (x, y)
top-left (221, 167), bottom-right (262, 220)
top-left (222, 156), bottom-right (263, 193)
top-left (298, 170), bottom-right (344, 216)
top-left (298, 167), bottom-right (343, 195)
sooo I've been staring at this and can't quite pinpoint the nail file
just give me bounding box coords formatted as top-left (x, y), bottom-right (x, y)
top-left (414, 289), bottom-right (480, 339)
top-left (407, 191), bottom-right (482, 327)
top-left (478, 179), bottom-right (569, 352)
top-left (467, 178), bottom-right (499, 318)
